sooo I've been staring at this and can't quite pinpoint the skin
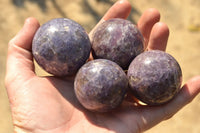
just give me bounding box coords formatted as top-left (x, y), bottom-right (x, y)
top-left (5, 0), bottom-right (200, 133)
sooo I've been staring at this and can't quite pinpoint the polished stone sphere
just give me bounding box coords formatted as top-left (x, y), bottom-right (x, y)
top-left (91, 18), bottom-right (144, 70)
top-left (32, 18), bottom-right (91, 76)
top-left (127, 50), bottom-right (182, 105)
top-left (74, 59), bottom-right (128, 112)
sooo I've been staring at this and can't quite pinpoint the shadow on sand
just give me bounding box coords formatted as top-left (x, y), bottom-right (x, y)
top-left (12, 0), bottom-right (140, 25)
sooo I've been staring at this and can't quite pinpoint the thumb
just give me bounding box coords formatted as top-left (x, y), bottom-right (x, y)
top-left (5, 17), bottom-right (40, 88)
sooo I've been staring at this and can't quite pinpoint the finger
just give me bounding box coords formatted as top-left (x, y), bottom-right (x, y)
top-left (9, 17), bottom-right (40, 50)
top-left (89, 0), bottom-right (131, 38)
top-left (137, 8), bottom-right (160, 48)
top-left (5, 17), bottom-right (40, 86)
top-left (147, 22), bottom-right (169, 51)
top-left (101, 0), bottom-right (132, 21)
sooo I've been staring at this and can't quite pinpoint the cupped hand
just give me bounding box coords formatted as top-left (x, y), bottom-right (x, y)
top-left (5, 0), bottom-right (200, 133)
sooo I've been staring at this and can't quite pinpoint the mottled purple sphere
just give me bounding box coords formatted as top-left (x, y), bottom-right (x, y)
top-left (127, 50), bottom-right (182, 105)
top-left (91, 18), bottom-right (144, 70)
top-left (32, 18), bottom-right (91, 76)
top-left (74, 59), bottom-right (128, 112)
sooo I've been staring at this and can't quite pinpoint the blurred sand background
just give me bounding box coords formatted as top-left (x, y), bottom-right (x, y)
top-left (0, 0), bottom-right (200, 132)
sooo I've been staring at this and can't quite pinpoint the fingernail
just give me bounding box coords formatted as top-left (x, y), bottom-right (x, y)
top-left (22, 18), bottom-right (30, 30)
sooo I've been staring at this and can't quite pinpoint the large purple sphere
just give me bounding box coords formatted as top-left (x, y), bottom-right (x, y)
top-left (127, 50), bottom-right (182, 105)
top-left (74, 59), bottom-right (128, 112)
top-left (91, 18), bottom-right (144, 70)
top-left (32, 18), bottom-right (91, 76)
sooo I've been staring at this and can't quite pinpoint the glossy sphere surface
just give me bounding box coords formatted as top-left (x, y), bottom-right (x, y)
top-left (32, 18), bottom-right (91, 76)
top-left (127, 50), bottom-right (182, 105)
top-left (91, 18), bottom-right (144, 70)
top-left (74, 59), bottom-right (128, 112)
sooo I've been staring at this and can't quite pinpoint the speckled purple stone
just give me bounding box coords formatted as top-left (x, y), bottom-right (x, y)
top-left (32, 18), bottom-right (91, 76)
top-left (74, 59), bottom-right (128, 112)
top-left (127, 50), bottom-right (182, 105)
top-left (91, 18), bottom-right (144, 70)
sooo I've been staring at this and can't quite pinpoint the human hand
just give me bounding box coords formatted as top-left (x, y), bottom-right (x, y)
top-left (5, 0), bottom-right (200, 133)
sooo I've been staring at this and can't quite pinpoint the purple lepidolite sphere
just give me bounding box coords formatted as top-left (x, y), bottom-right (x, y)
top-left (32, 18), bottom-right (91, 76)
top-left (91, 18), bottom-right (144, 70)
top-left (127, 50), bottom-right (182, 105)
top-left (74, 59), bottom-right (128, 112)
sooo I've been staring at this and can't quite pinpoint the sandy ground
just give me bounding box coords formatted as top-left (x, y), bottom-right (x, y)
top-left (0, 0), bottom-right (200, 132)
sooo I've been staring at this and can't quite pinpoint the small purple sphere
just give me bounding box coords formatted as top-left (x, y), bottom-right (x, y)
top-left (32, 18), bottom-right (91, 76)
top-left (74, 59), bottom-right (128, 112)
top-left (127, 50), bottom-right (182, 105)
top-left (91, 18), bottom-right (144, 70)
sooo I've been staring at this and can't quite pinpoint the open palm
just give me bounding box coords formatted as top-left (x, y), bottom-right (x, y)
top-left (5, 0), bottom-right (200, 133)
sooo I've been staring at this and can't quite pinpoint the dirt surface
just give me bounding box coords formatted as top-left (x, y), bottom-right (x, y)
top-left (0, 0), bottom-right (200, 133)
